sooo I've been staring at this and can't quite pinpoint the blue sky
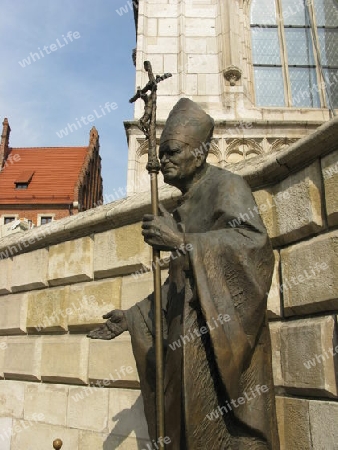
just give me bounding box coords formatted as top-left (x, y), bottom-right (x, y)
top-left (0, 0), bottom-right (137, 200)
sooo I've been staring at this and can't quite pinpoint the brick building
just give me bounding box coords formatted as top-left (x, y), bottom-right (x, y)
top-left (0, 118), bottom-right (103, 228)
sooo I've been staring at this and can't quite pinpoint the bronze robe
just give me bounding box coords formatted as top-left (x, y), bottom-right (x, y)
top-left (125, 165), bottom-right (280, 449)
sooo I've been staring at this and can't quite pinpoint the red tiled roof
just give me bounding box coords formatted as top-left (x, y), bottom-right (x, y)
top-left (0, 147), bottom-right (88, 204)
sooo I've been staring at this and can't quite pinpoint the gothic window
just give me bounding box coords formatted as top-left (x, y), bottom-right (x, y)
top-left (251, 0), bottom-right (338, 108)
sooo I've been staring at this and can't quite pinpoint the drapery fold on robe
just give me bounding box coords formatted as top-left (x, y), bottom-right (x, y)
top-left (125, 165), bottom-right (280, 449)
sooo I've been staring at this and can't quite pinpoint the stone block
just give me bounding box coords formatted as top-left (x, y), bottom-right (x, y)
top-left (0, 257), bottom-right (12, 295)
top-left (0, 293), bottom-right (28, 335)
top-left (11, 249), bottom-right (48, 292)
top-left (11, 420), bottom-right (78, 450)
top-left (0, 381), bottom-right (25, 418)
top-left (147, 37), bottom-right (178, 54)
top-left (164, 54), bottom-right (177, 74)
top-left (273, 161), bottom-right (324, 246)
top-left (144, 54), bottom-right (163, 73)
top-left (94, 224), bottom-right (151, 279)
top-left (146, 0), bottom-right (167, 5)
top-left (154, 74), bottom-right (180, 96)
top-left (309, 400), bottom-right (338, 449)
top-left (157, 18), bottom-right (178, 36)
top-left (146, 3), bottom-right (178, 18)
top-left (281, 230), bottom-right (338, 317)
top-left (108, 389), bottom-right (149, 440)
top-left (0, 337), bottom-right (7, 379)
top-left (275, 396), bottom-right (311, 450)
top-left (252, 189), bottom-right (277, 238)
top-left (0, 417), bottom-right (12, 450)
top-left (78, 431), bottom-right (109, 450)
top-left (268, 322), bottom-right (283, 387)
top-left (183, 74), bottom-right (198, 95)
top-left (187, 54), bottom-right (219, 74)
top-left (197, 73), bottom-right (205, 95)
top-left (185, 18), bottom-right (216, 37)
top-left (4, 336), bottom-right (41, 381)
top-left (254, 162), bottom-right (324, 247)
top-left (206, 37), bottom-right (218, 54)
top-left (67, 278), bottom-right (122, 331)
top-left (24, 383), bottom-right (68, 427)
top-left (121, 269), bottom-right (169, 310)
top-left (78, 431), bottom-right (149, 450)
top-left (267, 251), bottom-right (281, 319)
top-left (321, 149), bottom-right (338, 226)
top-left (280, 316), bottom-right (337, 397)
top-left (206, 74), bottom-right (221, 96)
top-left (41, 335), bottom-right (89, 384)
top-left (88, 337), bottom-right (138, 387)
top-left (185, 38), bottom-right (207, 54)
top-left (48, 236), bottom-right (94, 286)
top-left (67, 386), bottom-right (109, 432)
top-left (185, 5), bottom-right (217, 18)
top-left (146, 18), bottom-right (157, 37)
top-left (26, 286), bottom-right (68, 333)
top-left (121, 271), bottom-right (154, 310)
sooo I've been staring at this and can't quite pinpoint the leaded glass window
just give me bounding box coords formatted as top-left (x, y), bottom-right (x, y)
top-left (254, 67), bottom-right (285, 106)
top-left (251, 0), bottom-right (338, 109)
top-left (252, 28), bottom-right (281, 65)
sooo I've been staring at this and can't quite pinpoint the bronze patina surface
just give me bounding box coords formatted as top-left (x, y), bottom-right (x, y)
top-left (88, 98), bottom-right (280, 449)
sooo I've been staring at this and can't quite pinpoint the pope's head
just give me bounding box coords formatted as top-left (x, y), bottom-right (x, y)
top-left (159, 99), bottom-right (214, 191)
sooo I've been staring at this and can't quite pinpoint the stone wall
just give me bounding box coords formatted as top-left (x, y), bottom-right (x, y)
top-left (0, 118), bottom-right (337, 449)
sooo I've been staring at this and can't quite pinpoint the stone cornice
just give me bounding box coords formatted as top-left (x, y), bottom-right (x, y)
top-left (124, 119), bottom-right (325, 131)
top-left (231, 116), bottom-right (338, 189)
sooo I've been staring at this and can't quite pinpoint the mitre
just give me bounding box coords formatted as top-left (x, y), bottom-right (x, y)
top-left (160, 98), bottom-right (214, 149)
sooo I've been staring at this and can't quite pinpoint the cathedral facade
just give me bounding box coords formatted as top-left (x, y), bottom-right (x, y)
top-left (126, 0), bottom-right (338, 194)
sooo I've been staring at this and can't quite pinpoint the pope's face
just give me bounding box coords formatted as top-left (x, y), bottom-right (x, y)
top-left (159, 140), bottom-right (202, 187)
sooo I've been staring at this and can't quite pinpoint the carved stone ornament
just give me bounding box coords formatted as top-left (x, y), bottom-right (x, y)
top-left (223, 65), bottom-right (242, 86)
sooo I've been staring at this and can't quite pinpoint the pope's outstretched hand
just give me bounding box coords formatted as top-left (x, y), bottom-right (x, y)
top-left (87, 310), bottom-right (128, 340)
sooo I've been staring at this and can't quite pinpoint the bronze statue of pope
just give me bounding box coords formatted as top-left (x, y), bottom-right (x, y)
top-left (88, 99), bottom-right (280, 450)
